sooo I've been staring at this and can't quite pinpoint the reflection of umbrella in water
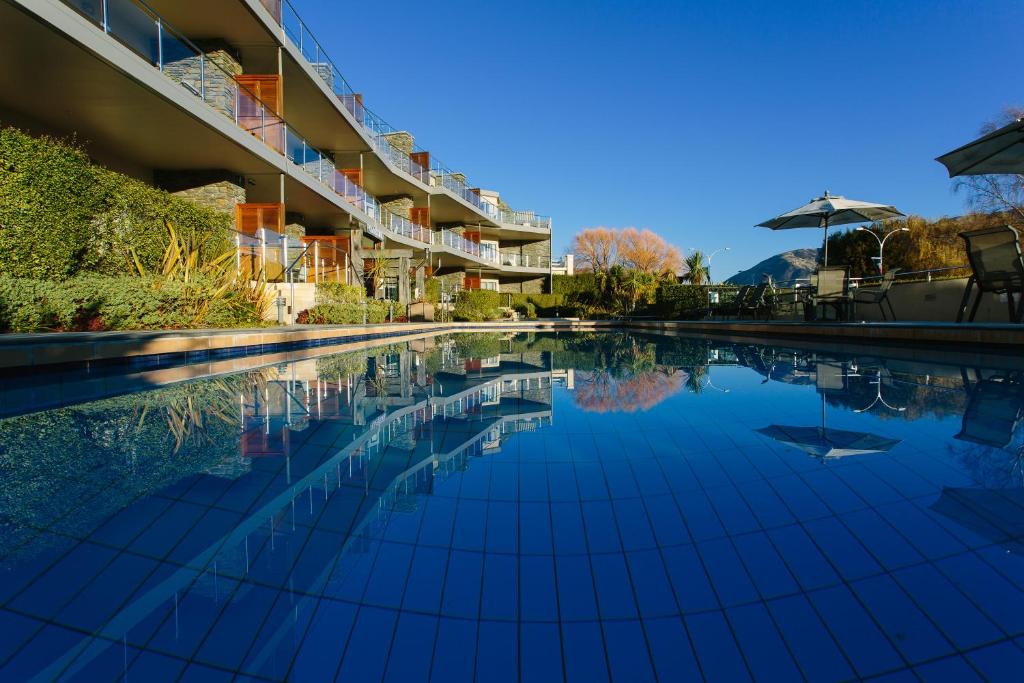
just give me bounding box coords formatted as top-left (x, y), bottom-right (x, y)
top-left (757, 424), bottom-right (901, 461)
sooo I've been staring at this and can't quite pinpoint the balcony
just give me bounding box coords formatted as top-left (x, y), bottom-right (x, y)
top-left (433, 230), bottom-right (500, 264)
top-left (381, 210), bottom-right (432, 245)
top-left (59, 0), bottom-right (394, 239)
top-left (260, 0), bottom-right (549, 227)
top-left (499, 209), bottom-right (552, 231)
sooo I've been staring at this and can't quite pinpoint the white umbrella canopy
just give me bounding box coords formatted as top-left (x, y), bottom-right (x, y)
top-left (936, 117), bottom-right (1024, 177)
top-left (756, 191), bottom-right (905, 265)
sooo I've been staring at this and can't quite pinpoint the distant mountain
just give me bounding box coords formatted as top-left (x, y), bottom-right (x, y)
top-left (726, 248), bottom-right (820, 285)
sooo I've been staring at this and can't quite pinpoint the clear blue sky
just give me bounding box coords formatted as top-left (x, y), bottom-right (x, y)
top-left (299, 0), bottom-right (1024, 278)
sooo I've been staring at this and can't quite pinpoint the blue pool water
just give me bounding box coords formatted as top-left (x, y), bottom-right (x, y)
top-left (2, 331), bottom-right (1024, 681)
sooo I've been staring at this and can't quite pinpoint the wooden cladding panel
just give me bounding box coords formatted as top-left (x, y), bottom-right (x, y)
top-left (236, 203), bottom-right (284, 235)
top-left (339, 168), bottom-right (363, 187)
top-left (235, 75), bottom-right (282, 115)
top-left (410, 207), bottom-right (430, 227)
top-left (464, 275), bottom-right (481, 290)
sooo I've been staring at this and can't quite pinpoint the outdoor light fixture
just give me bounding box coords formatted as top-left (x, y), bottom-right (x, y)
top-left (856, 226), bottom-right (909, 274)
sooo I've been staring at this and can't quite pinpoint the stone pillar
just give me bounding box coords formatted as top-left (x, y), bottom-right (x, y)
top-left (284, 212), bottom-right (306, 239)
top-left (381, 131), bottom-right (413, 154)
top-left (398, 256), bottom-right (410, 305)
top-left (153, 170), bottom-right (245, 215)
top-left (163, 40), bottom-right (243, 119)
top-left (380, 196), bottom-right (413, 220)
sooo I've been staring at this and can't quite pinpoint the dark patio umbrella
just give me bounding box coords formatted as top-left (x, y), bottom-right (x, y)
top-left (936, 117), bottom-right (1024, 177)
top-left (756, 191), bottom-right (905, 265)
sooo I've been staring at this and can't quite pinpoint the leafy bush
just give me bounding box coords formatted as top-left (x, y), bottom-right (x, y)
top-left (422, 277), bottom-right (441, 303)
top-left (316, 282), bottom-right (365, 306)
top-left (0, 274), bottom-right (266, 332)
top-left (307, 282), bottom-right (393, 323)
top-left (553, 273), bottom-right (600, 296)
top-left (0, 125), bottom-right (231, 280)
top-left (452, 290), bottom-right (503, 321)
top-left (303, 300), bottom-right (390, 325)
top-left (513, 301), bottom-right (537, 318)
top-left (652, 283), bottom-right (708, 319)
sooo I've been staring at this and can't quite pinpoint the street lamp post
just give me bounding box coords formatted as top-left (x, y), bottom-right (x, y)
top-left (856, 226), bottom-right (909, 275)
top-left (701, 246), bottom-right (731, 316)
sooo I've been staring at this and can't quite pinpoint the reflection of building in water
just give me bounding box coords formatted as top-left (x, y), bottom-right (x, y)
top-left (35, 345), bottom-right (553, 681)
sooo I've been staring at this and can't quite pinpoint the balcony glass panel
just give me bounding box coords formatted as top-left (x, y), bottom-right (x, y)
top-left (159, 29), bottom-right (203, 98)
top-left (106, 0), bottom-right (159, 66)
top-left (65, 0), bottom-right (103, 24)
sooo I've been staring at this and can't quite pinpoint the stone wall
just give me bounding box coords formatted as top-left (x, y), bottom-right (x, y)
top-left (382, 132), bottom-right (413, 154)
top-left (153, 170), bottom-right (245, 214)
top-left (284, 212), bottom-right (306, 239)
top-left (499, 239), bottom-right (550, 268)
top-left (500, 278), bottom-right (545, 294)
top-left (162, 40), bottom-right (242, 119)
top-left (380, 196), bottom-right (413, 220)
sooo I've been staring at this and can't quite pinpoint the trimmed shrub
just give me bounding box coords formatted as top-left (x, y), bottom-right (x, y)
top-left (0, 125), bottom-right (231, 280)
top-left (0, 274), bottom-right (265, 332)
top-left (452, 290), bottom-right (502, 321)
top-left (553, 273), bottom-right (600, 296)
top-left (422, 277), bottom-right (441, 304)
top-left (653, 283), bottom-right (708, 319)
top-left (308, 282), bottom-right (392, 324)
top-left (513, 301), bottom-right (537, 319)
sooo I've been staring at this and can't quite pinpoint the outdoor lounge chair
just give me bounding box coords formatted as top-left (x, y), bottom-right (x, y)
top-left (956, 225), bottom-right (1024, 323)
top-left (853, 269), bottom-right (899, 320)
top-left (809, 267), bottom-right (852, 321)
top-left (738, 283), bottom-right (770, 319)
top-left (718, 285), bottom-right (751, 318)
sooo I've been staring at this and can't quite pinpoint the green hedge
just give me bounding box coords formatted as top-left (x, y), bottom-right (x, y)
top-left (553, 273), bottom-right (599, 296)
top-left (651, 283), bottom-right (708, 319)
top-left (0, 274), bottom-right (265, 332)
top-left (452, 290), bottom-right (505, 321)
top-left (422, 278), bottom-right (441, 304)
top-left (0, 125), bottom-right (232, 280)
top-left (303, 282), bottom-right (392, 324)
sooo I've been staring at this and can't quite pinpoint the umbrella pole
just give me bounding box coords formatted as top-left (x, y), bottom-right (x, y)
top-left (823, 216), bottom-right (829, 266)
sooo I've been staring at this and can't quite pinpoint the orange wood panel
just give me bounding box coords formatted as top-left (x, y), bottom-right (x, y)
top-left (410, 207), bottom-right (430, 227)
top-left (236, 203), bottom-right (284, 234)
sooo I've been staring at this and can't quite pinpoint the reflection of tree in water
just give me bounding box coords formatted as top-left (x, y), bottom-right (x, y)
top-left (575, 367), bottom-right (688, 413)
top-left (570, 335), bottom-right (697, 413)
top-left (954, 442), bottom-right (1024, 490)
top-left (0, 369), bottom-right (272, 565)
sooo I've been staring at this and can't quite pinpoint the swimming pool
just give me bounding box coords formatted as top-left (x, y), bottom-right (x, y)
top-left (1, 331), bottom-right (1023, 681)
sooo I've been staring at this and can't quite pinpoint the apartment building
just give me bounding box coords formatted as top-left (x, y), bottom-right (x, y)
top-left (0, 0), bottom-right (552, 307)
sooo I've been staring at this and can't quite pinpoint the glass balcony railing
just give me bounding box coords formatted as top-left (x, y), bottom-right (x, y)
top-left (382, 211), bottom-right (432, 245)
top-left (270, 2), bottom-right (549, 226)
top-left (499, 209), bottom-right (552, 230)
top-left (501, 253), bottom-right (551, 268)
top-left (62, 0), bottom-right (388, 242)
top-left (433, 230), bottom-right (500, 264)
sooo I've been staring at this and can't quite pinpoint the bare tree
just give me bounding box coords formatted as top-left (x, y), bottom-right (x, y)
top-left (954, 106), bottom-right (1024, 221)
top-left (571, 227), bottom-right (621, 272)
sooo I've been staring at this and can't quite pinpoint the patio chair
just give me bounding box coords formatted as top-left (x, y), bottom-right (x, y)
top-left (717, 285), bottom-right (751, 319)
top-left (853, 269), bottom-right (899, 320)
top-left (956, 225), bottom-right (1024, 323)
top-left (809, 267), bottom-right (852, 321)
top-left (738, 283), bottom-right (770, 319)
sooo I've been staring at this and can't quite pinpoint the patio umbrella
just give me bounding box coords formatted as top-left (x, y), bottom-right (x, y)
top-left (936, 117), bottom-right (1024, 176)
top-left (756, 191), bottom-right (905, 265)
